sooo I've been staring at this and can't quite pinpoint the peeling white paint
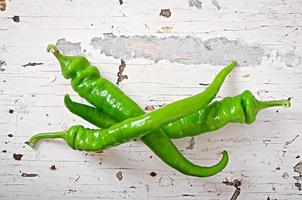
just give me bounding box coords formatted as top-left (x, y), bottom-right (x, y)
top-left (56, 38), bottom-right (82, 55)
top-left (1, 0), bottom-right (302, 199)
top-left (282, 52), bottom-right (302, 68)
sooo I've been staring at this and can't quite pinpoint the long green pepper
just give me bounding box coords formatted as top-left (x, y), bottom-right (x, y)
top-left (29, 70), bottom-right (234, 151)
top-left (29, 60), bottom-right (234, 150)
top-left (164, 90), bottom-right (290, 138)
top-left (29, 45), bottom-right (237, 177)
top-left (65, 90), bottom-right (290, 139)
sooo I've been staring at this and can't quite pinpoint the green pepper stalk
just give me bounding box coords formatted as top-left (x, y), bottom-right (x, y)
top-left (64, 90), bottom-right (291, 139)
top-left (29, 45), bottom-right (237, 177)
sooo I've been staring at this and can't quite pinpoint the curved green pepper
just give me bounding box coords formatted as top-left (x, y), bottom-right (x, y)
top-left (29, 45), bottom-right (236, 177)
top-left (65, 90), bottom-right (290, 139)
top-left (163, 90), bottom-right (291, 138)
top-left (29, 60), bottom-right (234, 150)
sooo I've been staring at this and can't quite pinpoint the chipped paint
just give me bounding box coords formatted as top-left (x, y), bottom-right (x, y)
top-left (150, 172), bottom-right (157, 177)
top-left (144, 105), bottom-right (155, 111)
top-left (22, 62), bottom-right (43, 67)
top-left (295, 182), bottom-right (302, 191)
top-left (21, 172), bottom-right (39, 177)
top-left (0, 59), bottom-right (6, 71)
top-left (188, 0), bottom-right (202, 9)
top-left (211, 0), bottom-right (221, 10)
top-left (116, 171), bottom-right (123, 181)
top-left (284, 135), bottom-right (299, 148)
top-left (12, 16), bottom-right (20, 22)
top-left (50, 165), bottom-right (56, 170)
top-left (116, 59), bottom-right (128, 84)
top-left (282, 172), bottom-right (289, 179)
top-left (13, 153), bottom-right (23, 161)
top-left (159, 175), bottom-right (173, 187)
top-left (91, 35), bottom-right (265, 66)
top-left (56, 39), bottom-right (82, 55)
top-left (282, 51), bottom-right (302, 68)
top-left (159, 9), bottom-right (171, 18)
top-left (186, 137), bottom-right (195, 150)
top-left (0, 0), bottom-right (6, 11)
top-left (293, 162), bottom-right (302, 181)
top-left (222, 179), bottom-right (242, 200)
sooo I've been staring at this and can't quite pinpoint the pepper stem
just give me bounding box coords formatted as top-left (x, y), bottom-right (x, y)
top-left (47, 44), bottom-right (64, 60)
top-left (27, 131), bottom-right (66, 148)
top-left (47, 44), bottom-right (60, 54)
top-left (257, 99), bottom-right (291, 111)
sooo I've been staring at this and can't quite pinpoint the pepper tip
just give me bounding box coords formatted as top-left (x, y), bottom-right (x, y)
top-left (284, 99), bottom-right (291, 108)
top-left (231, 60), bottom-right (237, 66)
top-left (221, 150), bottom-right (229, 159)
top-left (64, 94), bottom-right (72, 104)
top-left (26, 139), bottom-right (36, 149)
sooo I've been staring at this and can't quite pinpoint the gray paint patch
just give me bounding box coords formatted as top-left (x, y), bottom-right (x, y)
top-left (91, 35), bottom-right (265, 66)
top-left (188, 0), bottom-right (202, 9)
top-left (282, 52), bottom-right (301, 68)
top-left (56, 39), bottom-right (82, 55)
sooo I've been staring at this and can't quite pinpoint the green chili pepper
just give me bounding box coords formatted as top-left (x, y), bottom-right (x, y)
top-left (64, 90), bottom-right (290, 139)
top-left (63, 95), bottom-right (117, 128)
top-left (34, 45), bottom-right (236, 177)
top-left (28, 60), bottom-right (234, 171)
top-left (46, 44), bottom-right (143, 122)
top-left (163, 90), bottom-right (291, 138)
top-left (30, 75), bottom-right (237, 151)
top-left (29, 56), bottom-right (235, 152)
top-left (64, 94), bottom-right (115, 128)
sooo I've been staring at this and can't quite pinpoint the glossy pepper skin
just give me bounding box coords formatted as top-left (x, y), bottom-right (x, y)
top-left (65, 90), bottom-right (290, 139)
top-left (163, 90), bottom-right (291, 138)
top-left (29, 60), bottom-right (235, 150)
top-left (29, 57), bottom-right (235, 163)
top-left (30, 45), bottom-right (237, 177)
top-left (63, 95), bottom-right (117, 128)
top-left (47, 45), bottom-right (142, 122)
top-left (29, 69), bottom-right (238, 151)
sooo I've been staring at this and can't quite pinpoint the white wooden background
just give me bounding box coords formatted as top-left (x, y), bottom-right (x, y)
top-left (0, 0), bottom-right (302, 199)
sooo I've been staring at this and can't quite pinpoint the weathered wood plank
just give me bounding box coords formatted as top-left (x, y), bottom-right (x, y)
top-left (0, 0), bottom-right (301, 199)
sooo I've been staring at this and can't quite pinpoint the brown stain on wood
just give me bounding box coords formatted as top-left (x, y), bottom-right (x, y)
top-left (116, 171), bottom-right (123, 181)
top-left (0, 0), bottom-right (6, 11)
top-left (159, 9), bottom-right (171, 18)
top-left (12, 15), bottom-right (20, 22)
top-left (144, 105), bottom-right (155, 111)
top-left (222, 179), bottom-right (242, 200)
top-left (116, 60), bottom-right (128, 85)
top-left (50, 165), bottom-right (56, 170)
top-left (150, 172), bottom-right (157, 177)
top-left (21, 172), bottom-right (39, 177)
top-left (22, 62), bottom-right (44, 67)
top-left (13, 153), bottom-right (23, 161)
